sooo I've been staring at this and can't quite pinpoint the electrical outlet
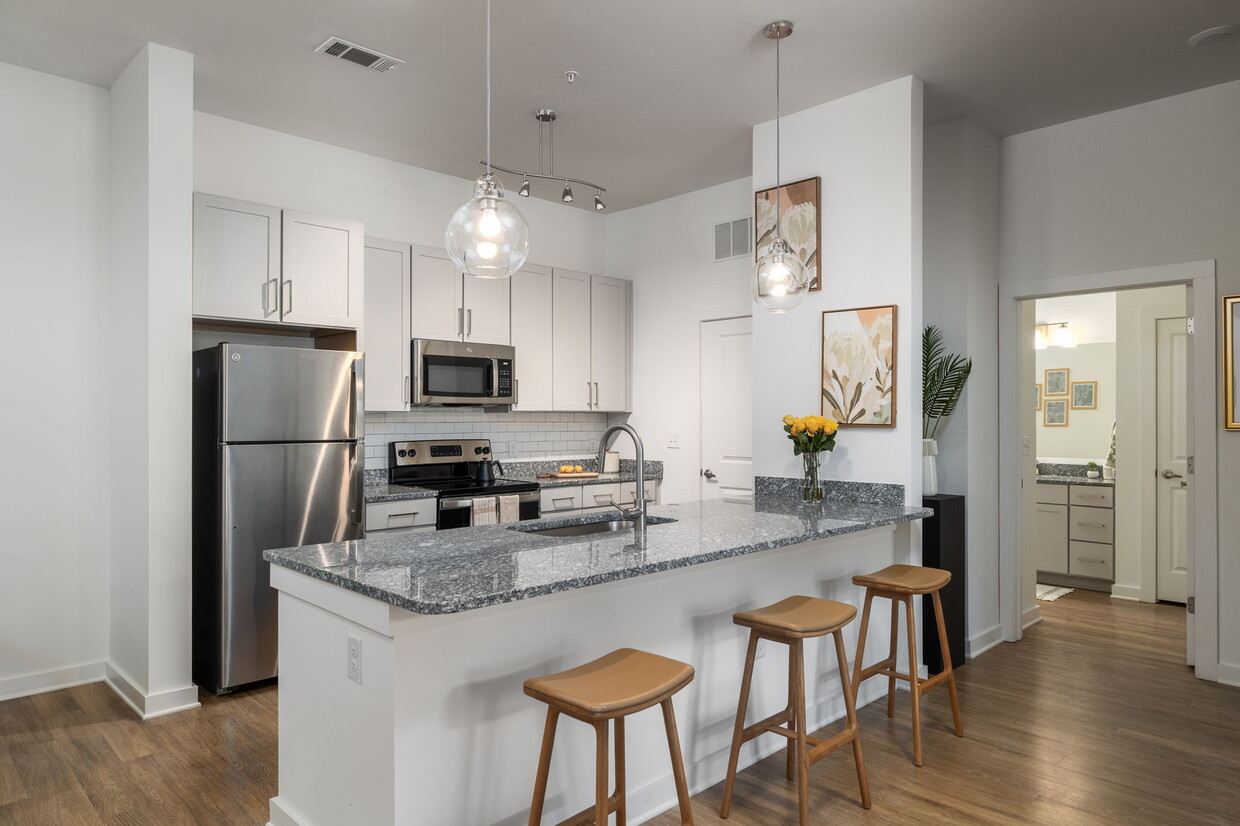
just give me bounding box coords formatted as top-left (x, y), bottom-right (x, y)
top-left (755, 639), bottom-right (767, 659)
top-left (347, 635), bottom-right (362, 684)
top-left (667, 431), bottom-right (681, 449)
top-left (1022, 437), bottom-right (1031, 457)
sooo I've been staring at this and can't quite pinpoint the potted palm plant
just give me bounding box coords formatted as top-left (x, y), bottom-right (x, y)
top-left (922, 326), bottom-right (972, 496)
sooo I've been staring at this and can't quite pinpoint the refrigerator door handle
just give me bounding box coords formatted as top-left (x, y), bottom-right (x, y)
top-left (350, 443), bottom-right (364, 526)
top-left (349, 358), bottom-right (364, 439)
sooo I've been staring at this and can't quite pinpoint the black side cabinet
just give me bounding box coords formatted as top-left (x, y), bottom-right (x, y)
top-left (921, 494), bottom-right (966, 674)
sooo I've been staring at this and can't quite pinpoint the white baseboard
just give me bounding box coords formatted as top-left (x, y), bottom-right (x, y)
top-left (268, 797), bottom-right (307, 826)
top-left (0, 661), bottom-right (106, 703)
top-left (1217, 662), bottom-right (1240, 688)
top-left (967, 624), bottom-right (1004, 659)
top-left (104, 662), bottom-right (201, 720)
top-left (1110, 584), bottom-right (1143, 601)
top-left (1021, 605), bottom-right (1042, 631)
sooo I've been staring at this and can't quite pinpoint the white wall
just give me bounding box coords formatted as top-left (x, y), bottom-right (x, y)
top-left (108, 44), bottom-right (200, 717)
top-left (1035, 343), bottom-right (1115, 461)
top-left (0, 61), bottom-right (111, 699)
top-left (1001, 78), bottom-right (1240, 683)
top-left (922, 118), bottom-right (1002, 656)
top-left (604, 178), bottom-right (753, 503)
top-left (194, 113), bottom-right (606, 276)
top-left (752, 77), bottom-right (923, 501)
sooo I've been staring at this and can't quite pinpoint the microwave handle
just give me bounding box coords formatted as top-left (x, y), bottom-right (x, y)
top-left (490, 358), bottom-right (501, 397)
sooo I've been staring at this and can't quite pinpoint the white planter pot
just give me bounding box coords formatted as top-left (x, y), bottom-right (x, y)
top-left (922, 438), bottom-right (939, 497)
top-left (1087, 471), bottom-right (1101, 478)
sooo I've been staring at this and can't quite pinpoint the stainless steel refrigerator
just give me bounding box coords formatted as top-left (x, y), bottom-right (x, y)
top-left (193, 343), bottom-right (364, 693)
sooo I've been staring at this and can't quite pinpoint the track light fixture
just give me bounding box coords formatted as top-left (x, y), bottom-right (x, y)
top-left (481, 109), bottom-right (607, 210)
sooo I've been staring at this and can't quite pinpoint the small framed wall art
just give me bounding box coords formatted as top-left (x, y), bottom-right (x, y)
top-left (755, 176), bottom-right (822, 291)
top-left (1044, 368), bottom-right (1069, 396)
top-left (821, 305), bottom-right (896, 427)
top-left (1036, 383), bottom-right (1043, 411)
top-left (1043, 398), bottom-right (1069, 427)
top-left (1226, 294), bottom-right (1239, 430)
top-left (1071, 381), bottom-right (1097, 410)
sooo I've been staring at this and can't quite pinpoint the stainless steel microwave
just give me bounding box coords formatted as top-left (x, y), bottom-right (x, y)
top-left (410, 339), bottom-right (517, 406)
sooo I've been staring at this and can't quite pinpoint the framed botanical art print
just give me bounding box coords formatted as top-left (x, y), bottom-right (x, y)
top-left (821, 305), bottom-right (896, 427)
top-left (755, 176), bottom-right (822, 291)
top-left (1044, 368), bottom-right (1069, 396)
top-left (1036, 383), bottom-right (1043, 411)
top-left (1226, 294), bottom-right (1239, 430)
top-left (1071, 381), bottom-right (1097, 410)
top-left (1043, 398), bottom-right (1069, 427)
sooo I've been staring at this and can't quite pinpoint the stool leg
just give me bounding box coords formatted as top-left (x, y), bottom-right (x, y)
top-left (851, 590), bottom-right (875, 705)
top-left (791, 639), bottom-right (810, 826)
top-left (528, 707), bottom-right (559, 826)
top-left (720, 632), bottom-right (759, 818)
top-left (833, 630), bottom-right (871, 810)
top-left (905, 596), bottom-right (923, 767)
top-left (932, 590), bottom-right (965, 737)
top-left (886, 596), bottom-right (900, 718)
top-left (594, 720), bottom-right (610, 826)
top-left (661, 698), bottom-right (695, 826)
top-left (786, 639), bottom-right (797, 781)
top-left (614, 716), bottom-right (627, 825)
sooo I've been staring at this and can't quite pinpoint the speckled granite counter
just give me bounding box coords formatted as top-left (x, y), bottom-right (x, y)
top-left (503, 469), bottom-right (661, 488)
top-left (1036, 475), bottom-right (1114, 487)
top-left (363, 483), bottom-right (438, 503)
top-left (266, 493), bottom-right (930, 615)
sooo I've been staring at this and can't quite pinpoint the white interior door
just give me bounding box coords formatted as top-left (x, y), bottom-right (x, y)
top-left (1156, 316), bottom-right (1189, 603)
top-left (700, 317), bottom-right (753, 499)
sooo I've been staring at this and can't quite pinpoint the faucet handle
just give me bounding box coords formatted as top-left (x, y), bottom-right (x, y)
top-left (611, 503), bottom-right (641, 519)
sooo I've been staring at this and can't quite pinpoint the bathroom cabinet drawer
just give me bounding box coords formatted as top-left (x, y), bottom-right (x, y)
top-left (1035, 484), bottom-right (1068, 505)
top-left (1069, 486), bottom-right (1113, 508)
top-left (1069, 508), bottom-right (1114, 544)
top-left (1068, 541), bottom-right (1114, 579)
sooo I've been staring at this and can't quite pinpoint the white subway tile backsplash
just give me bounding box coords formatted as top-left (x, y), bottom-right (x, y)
top-left (363, 409), bottom-right (609, 462)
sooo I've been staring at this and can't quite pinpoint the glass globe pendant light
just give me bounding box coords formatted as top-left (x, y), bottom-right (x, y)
top-left (445, 0), bottom-right (529, 278)
top-left (753, 21), bottom-right (807, 313)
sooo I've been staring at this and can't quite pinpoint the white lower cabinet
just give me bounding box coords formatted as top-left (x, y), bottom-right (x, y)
top-left (364, 500), bottom-right (437, 535)
top-left (540, 481), bottom-right (660, 519)
top-left (620, 480), bottom-right (659, 507)
top-left (1035, 482), bottom-right (1115, 582)
top-left (581, 484), bottom-right (622, 511)
top-left (540, 486), bottom-right (585, 516)
top-left (1069, 541), bottom-right (1114, 579)
top-left (1034, 503), bottom-right (1069, 574)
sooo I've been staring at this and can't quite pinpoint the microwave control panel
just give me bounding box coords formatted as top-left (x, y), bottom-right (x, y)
top-left (496, 359), bottom-right (513, 397)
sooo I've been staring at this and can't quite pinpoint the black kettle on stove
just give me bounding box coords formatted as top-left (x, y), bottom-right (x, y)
top-left (473, 446), bottom-right (502, 485)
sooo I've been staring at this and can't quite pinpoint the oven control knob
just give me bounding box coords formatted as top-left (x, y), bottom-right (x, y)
top-left (474, 446), bottom-right (484, 454)
top-left (397, 449), bottom-right (407, 458)
top-left (482, 446), bottom-right (491, 454)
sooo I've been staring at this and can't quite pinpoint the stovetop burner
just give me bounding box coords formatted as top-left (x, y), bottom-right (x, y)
top-left (387, 438), bottom-right (538, 498)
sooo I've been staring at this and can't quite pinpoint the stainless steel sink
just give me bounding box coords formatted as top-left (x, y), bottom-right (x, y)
top-left (512, 516), bottom-right (674, 538)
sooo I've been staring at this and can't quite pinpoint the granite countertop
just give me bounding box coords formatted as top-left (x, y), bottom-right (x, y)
top-left (265, 493), bottom-right (932, 615)
top-left (1036, 475), bottom-right (1114, 487)
top-left (363, 483), bottom-right (438, 503)
top-left (364, 470), bottom-right (665, 503)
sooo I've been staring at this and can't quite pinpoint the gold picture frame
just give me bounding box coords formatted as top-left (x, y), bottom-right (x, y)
top-left (1071, 381), bottom-right (1097, 410)
top-left (1043, 398), bottom-right (1069, 427)
top-left (755, 176), bottom-right (822, 291)
top-left (821, 305), bottom-right (897, 427)
top-left (1036, 383), bottom-right (1043, 411)
top-left (1226, 295), bottom-right (1239, 430)
top-left (1044, 368), bottom-right (1069, 396)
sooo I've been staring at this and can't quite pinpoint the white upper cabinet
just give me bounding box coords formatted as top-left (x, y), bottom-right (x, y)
top-left (192, 194), bottom-right (281, 322)
top-left (363, 239), bottom-right (411, 412)
top-left (280, 210), bottom-right (364, 328)
top-left (410, 245), bottom-right (511, 345)
top-left (510, 265), bottom-right (554, 411)
top-left (192, 193), bottom-right (362, 330)
top-left (551, 269), bottom-right (593, 411)
top-left (590, 275), bottom-right (630, 412)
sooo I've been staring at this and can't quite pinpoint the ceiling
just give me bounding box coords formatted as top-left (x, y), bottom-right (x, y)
top-left (1036, 293), bottom-right (1118, 345)
top-left (2, 0), bottom-right (1239, 211)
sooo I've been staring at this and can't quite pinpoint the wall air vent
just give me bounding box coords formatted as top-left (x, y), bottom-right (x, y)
top-left (713, 216), bottom-right (753, 262)
top-left (315, 37), bottom-right (405, 73)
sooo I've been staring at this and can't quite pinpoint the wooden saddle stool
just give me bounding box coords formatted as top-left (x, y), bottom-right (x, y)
top-left (851, 564), bottom-right (964, 766)
top-left (719, 595), bottom-right (871, 825)
top-left (524, 648), bottom-right (695, 826)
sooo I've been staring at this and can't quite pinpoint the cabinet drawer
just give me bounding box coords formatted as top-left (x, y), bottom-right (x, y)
top-left (620, 480), bottom-right (659, 507)
top-left (1069, 507), bottom-right (1114, 543)
top-left (1035, 483), bottom-right (1068, 505)
top-left (1034, 504), bottom-right (1068, 574)
top-left (365, 500), bottom-right (436, 532)
top-left (581, 483), bottom-right (622, 511)
top-left (540, 486), bottom-right (584, 514)
top-left (1068, 541), bottom-right (1114, 579)
top-left (1069, 485), bottom-right (1113, 508)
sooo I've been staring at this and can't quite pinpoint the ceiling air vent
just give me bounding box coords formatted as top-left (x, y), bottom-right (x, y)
top-left (315, 37), bottom-right (405, 73)
top-left (714, 217), bottom-right (752, 262)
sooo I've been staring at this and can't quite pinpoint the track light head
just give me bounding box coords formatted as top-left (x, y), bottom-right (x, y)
top-left (594, 192), bottom-right (605, 211)
top-left (561, 182), bottom-right (573, 203)
top-left (519, 178), bottom-right (530, 197)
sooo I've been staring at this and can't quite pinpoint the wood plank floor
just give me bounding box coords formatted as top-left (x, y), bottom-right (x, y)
top-left (1, 590), bottom-right (1236, 824)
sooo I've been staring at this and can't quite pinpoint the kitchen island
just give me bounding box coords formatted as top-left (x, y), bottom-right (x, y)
top-left (263, 484), bottom-right (930, 826)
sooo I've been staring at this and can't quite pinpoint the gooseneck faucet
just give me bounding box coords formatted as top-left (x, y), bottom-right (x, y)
top-left (597, 423), bottom-right (646, 533)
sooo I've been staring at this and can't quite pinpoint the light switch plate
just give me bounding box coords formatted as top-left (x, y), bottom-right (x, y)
top-left (667, 431), bottom-right (681, 449)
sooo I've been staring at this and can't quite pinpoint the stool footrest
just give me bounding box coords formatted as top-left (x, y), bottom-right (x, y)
top-left (740, 708), bottom-right (792, 744)
top-left (805, 726), bottom-right (858, 767)
top-left (858, 658), bottom-right (897, 682)
top-left (918, 669), bottom-right (952, 695)
top-left (553, 793), bottom-right (622, 826)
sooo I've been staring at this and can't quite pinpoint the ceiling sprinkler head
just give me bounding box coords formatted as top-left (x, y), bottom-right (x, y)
top-left (564, 70), bottom-right (579, 83)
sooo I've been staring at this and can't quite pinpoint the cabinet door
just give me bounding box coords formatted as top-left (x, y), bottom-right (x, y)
top-left (590, 275), bottom-right (631, 412)
top-left (462, 274), bottom-right (511, 345)
top-left (552, 270), bottom-right (593, 411)
top-left (280, 210), bottom-right (363, 328)
top-left (540, 486), bottom-right (584, 515)
top-left (363, 239), bottom-right (411, 411)
top-left (192, 193), bottom-right (281, 322)
top-left (511, 265), bottom-right (554, 411)
top-left (1034, 503), bottom-right (1068, 574)
top-left (410, 245), bottom-right (464, 342)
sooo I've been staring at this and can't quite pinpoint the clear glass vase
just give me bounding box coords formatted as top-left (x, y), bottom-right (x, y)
top-left (802, 451), bottom-right (823, 501)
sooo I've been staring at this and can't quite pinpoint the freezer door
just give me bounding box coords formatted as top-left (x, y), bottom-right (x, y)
top-left (219, 441), bottom-right (364, 689)
top-left (220, 344), bottom-right (363, 443)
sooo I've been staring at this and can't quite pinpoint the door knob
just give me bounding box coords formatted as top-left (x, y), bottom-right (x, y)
top-left (701, 469), bottom-right (717, 480)
top-left (1161, 469), bottom-right (1183, 479)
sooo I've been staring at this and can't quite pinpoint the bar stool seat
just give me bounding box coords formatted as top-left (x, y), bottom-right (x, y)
top-left (523, 648), bottom-right (694, 719)
top-left (852, 563), bottom-right (950, 594)
top-left (733, 595), bottom-right (857, 637)
top-left (525, 649), bottom-right (695, 825)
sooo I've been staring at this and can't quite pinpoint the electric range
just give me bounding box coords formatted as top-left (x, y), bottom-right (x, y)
top-left (388, 439), bottom-right (540, 529)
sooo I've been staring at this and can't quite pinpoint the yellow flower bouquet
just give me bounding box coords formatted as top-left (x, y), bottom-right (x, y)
top-left (782, 415), bottom-right (839, 501)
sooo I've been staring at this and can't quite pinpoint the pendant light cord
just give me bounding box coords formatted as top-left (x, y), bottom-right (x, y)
top-left (485, 0), bottom-right (492, 175)
top-left (774, 33), bottom-right (782, 229)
